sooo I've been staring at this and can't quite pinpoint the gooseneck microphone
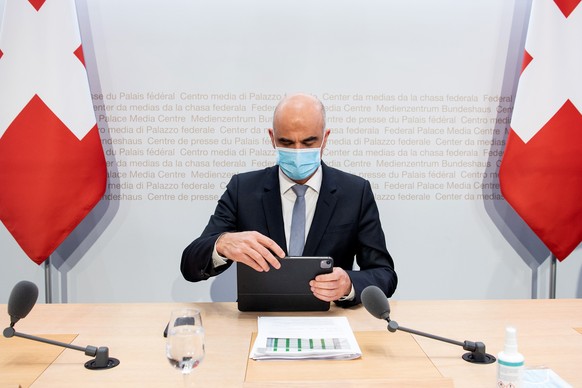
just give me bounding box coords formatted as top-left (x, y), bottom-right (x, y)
top-left (361, 285), bottom-right (495, 364)
top-left (3, 281), bottom-right (120, 370)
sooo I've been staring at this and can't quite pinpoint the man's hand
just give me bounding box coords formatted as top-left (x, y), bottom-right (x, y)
top-left (216, 231), bottom-right (285, 272)
top-left (309, 267), bottom-right (352, 302)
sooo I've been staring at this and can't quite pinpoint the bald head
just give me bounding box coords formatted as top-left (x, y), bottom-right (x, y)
top-left (268, 93), bottom-right (330, 183)
top-left (268, 93), bottom-right (330, 180)
top-left (272, 93), bottom-right (326, 135)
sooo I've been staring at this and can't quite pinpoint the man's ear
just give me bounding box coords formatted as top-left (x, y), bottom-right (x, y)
top-left (321, 128), bottom-right (331, 152)
top-left (268, 128), bottom-right (276, 148)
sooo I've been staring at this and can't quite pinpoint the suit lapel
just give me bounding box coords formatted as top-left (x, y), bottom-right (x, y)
top-left (262, 167), bottom-right (287, 252)
top-left (303, 164), bottom-right (338, 255)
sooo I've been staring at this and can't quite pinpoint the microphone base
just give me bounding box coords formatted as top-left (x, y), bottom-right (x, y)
top-left (462, 351), bottom-right (496, 364)
top-left (84, 346), bottom-right (120, 370)
top-left (85, 357), bottom-right (120, 370)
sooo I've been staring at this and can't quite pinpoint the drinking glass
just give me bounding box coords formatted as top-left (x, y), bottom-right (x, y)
top-left (166, 308), bottom-right (205, 386)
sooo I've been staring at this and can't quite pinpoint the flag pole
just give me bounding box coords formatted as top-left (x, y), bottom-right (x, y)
top-left (44, 256), bottom-right (53, 303)
top-left (549, 253), bottom-right (557, 299)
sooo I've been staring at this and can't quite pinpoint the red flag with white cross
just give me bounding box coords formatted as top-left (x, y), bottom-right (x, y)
top-left (0, 0), bottom-right (107, 264)
top-left (499, 0), bottom-right (582, 260)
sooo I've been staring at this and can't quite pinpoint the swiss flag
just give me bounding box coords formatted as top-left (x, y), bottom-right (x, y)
top-left (0, 0), bottom-right (107, 265)
top-left (499, 0), bottom-right (582, 261)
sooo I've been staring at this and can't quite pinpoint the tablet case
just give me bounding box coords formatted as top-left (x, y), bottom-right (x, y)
top-left (236, 256), bottom-right (334, 312)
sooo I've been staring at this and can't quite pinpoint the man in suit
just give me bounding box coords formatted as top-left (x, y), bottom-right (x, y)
top-left (181, 93), bottom-right (397, 307)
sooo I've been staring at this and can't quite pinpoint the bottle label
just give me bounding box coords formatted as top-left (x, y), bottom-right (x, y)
top-left (497, 364), bottom-right (524, 387)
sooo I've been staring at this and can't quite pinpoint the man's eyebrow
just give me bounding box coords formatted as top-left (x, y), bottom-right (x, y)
top-left (276, 135), bottom-right (319, 144)
top-left (277, 136), bottom-right (294, 143)
top-left (301, 136), bottom-right (319, 143)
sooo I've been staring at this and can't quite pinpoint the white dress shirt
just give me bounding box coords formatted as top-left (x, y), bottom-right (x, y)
top-left (278, 167), bottom-right (322, 249)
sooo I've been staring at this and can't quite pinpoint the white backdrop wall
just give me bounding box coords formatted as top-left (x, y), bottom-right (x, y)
top-left (1, 0), bottom-right (581, 303)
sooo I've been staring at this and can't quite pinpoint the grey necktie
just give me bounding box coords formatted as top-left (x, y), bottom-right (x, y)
top-left (289, 184), bottom-right (308, 256)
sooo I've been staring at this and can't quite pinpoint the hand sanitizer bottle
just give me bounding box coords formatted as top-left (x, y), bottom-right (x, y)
top-left (497, 326), bottom-right (525, 387)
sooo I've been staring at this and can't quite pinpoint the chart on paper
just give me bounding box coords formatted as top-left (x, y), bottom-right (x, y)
top-left (266, 337), bottom-right (350, 352)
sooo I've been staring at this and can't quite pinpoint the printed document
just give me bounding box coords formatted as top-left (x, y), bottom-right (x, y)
top-left (249, 316), bottom-right (362, 360)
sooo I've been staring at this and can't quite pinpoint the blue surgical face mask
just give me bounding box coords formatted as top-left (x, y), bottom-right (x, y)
top-left (276, 147), bottom-right (321, 181)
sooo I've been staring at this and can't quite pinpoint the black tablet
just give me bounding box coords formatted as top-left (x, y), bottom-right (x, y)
top-left (236, 256), bottom-right (334, 312)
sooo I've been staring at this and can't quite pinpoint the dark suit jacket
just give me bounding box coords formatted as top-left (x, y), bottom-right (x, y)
top-left (181, 163), bottom-right (397, 307)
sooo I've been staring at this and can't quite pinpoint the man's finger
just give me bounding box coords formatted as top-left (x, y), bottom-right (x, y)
top-left (255, 233), bottom-right (286, 259)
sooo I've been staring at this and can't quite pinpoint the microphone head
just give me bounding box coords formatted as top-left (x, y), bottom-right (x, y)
top-left (8, 280), bottom-right (38, 327)
top-left (361, 285), bottom-right (390, 321)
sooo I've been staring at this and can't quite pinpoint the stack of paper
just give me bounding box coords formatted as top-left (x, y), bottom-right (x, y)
top-left (249, 316), bottom-right (362, 360)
